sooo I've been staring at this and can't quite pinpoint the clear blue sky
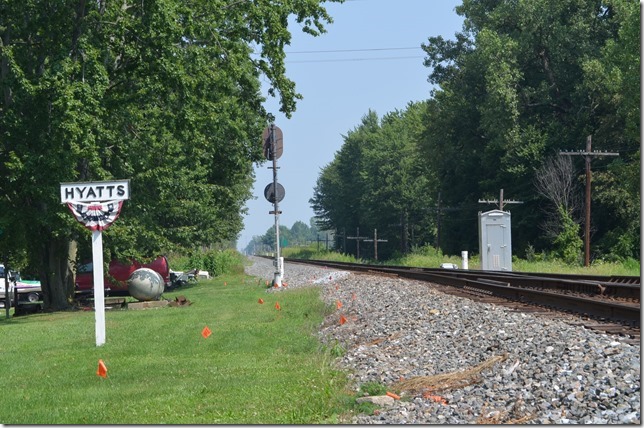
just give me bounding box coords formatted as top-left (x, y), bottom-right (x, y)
top-left (238, 0), bottom-right (465, 251)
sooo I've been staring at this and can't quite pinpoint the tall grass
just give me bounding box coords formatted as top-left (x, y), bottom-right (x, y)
top-left (168, 248), bottom-right (246, 276)
top-left (0, 273), bottom-right (353, 424)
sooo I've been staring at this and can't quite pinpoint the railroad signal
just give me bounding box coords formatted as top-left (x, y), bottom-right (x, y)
top-left (264, 182), bottom-right (285, 204)
top-left (262, 122), bottom-right (285, 287)
top-left (262, 125), bottom-right (284, 160)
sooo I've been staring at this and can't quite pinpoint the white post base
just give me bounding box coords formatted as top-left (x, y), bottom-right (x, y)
top-left (461, 251), bottom-right (469, 270)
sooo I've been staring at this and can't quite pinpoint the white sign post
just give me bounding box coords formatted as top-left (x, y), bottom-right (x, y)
top-left (60, 179), bottom-right (130, 347)
top-left (92, 229), bottom-right (106, 346)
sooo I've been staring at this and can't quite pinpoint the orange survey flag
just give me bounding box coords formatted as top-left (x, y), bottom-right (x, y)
top-left (339, 314), bottom-right (347, 325)
top-left (258, 298), bottom-right (264, 304)
top-left (202, 326), bottom-right (212, 338)
top-left (97, 359), bottom-right (107, 378)
top-left (336, 300), bottom-right (343, 309)
top-left (275, 302), bottom-right (281, 311)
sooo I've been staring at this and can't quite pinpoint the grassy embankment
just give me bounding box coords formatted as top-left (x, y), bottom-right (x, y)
top-left (0, 251), bottom-right (356, 424)
top-left (1, 247), bottom-right (637, 423)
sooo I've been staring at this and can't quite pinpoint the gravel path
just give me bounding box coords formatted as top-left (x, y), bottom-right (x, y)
top-left (245, 256), bottom-right (641, 424)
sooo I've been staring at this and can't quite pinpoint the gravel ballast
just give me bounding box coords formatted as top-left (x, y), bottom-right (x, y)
top-left (245, 256), bottom-right (641, 424)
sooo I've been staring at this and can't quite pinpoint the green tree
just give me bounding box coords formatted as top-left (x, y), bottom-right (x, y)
top-left (311, 103), bottom-right (437, 259)
top-left (310, 111), bottom-right (375, 255)
top-left (420, 0), bottom-right (639, 258)
top-left (0, 0), bottom-right (341, 310)
top-left (289, 220), bottom-right (311, 246)
top-left (554, 205), bottom-right (583, 265)
top-left (259, 225), bottom-right (291, 251)
top-left (359, 102), bottom-right (436, 257)
top-left (579, 0), bottom-right (640, 260)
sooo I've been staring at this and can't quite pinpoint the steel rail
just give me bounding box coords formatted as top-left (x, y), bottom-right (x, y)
top-left (399, 268), bottom-right (640, 300)
top-left (278, 257), bottom-right (640, 327)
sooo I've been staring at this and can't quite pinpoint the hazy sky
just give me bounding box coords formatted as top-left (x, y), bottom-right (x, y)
top-left (238, 0), bottom-right (465, 251)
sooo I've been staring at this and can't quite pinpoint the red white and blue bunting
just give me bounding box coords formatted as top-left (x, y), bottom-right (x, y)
top-left (67, 200), bottom-right (123, 231)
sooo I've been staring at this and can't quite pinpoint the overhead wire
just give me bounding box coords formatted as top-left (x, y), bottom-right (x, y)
top-left (287, 56), bottom-right (423, 63)
top-left (286, 46), bottom-right (420, 54)
top-left (252, 46), bottom-right (426, 63)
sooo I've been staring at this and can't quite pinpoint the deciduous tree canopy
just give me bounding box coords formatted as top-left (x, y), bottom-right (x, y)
top-left (0, 0), bottom-right (341, 310)
top-left (312, 0), bottom-right (639, 263)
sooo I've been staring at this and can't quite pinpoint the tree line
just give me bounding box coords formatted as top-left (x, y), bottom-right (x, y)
top-left (243, 219), bottom-right (325, 254)
top-left (311, 0), bottom-right (639, 263)
top-left (0, 0), bottom-right (342, 310)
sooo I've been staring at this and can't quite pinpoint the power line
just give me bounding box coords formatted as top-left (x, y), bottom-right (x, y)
top-left (251, 48), bottom-right (425, 63)
top-left (287, 55), bottom-right (423, 63)
top-left (285, 46), bottom-right (420, 54)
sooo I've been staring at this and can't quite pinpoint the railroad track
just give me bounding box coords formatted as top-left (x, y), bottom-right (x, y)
top-left (272, 257), bottom-right (641, 342)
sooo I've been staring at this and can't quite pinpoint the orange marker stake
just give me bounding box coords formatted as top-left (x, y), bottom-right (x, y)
top-left (97, 359), bottom-right (108, 378)
top-left (386, 391), bottom-right (401, 400)
top-left (275, 302), bottom-right (281, 311)
top-left (339, 314), bottom-right (347, 325)
top-left (258, 298), bottom-right (264, 304)
top-left (202, 326), bottom-right (212, 338)
top-left (336, 300), bottom-right (343, 309)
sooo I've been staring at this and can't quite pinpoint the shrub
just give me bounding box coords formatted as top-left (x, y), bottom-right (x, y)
top-left (171, 249), bottom-right (245, 276)
top-left (203, 249), bottom-right (245, 276)
top-left (554, 205), bottom-right (583, 265)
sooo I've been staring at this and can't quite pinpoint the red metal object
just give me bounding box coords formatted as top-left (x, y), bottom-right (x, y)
top-left (75, 256), bottom-right (170, 294)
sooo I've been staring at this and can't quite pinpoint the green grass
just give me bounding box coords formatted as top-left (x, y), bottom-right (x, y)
top-left (281, 246), bottom-right (362, 263)
top-left (284, 245), bottom-right (640, 276)
top-left (0, 274), bottom-right (355, 424)
top-left (510, 257), bottom-right (640, 276)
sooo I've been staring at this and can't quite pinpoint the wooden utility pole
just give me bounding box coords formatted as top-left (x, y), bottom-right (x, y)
top-left (478, 189), bottom-right (523, 211)
top-left (336, 228), bottom-right (347, 253)
top-left (436, 191), bottom-right (441, 250)
top-left (363, 229), bottom-right (388, 260)
top-left (346, 227), bottom-right (368, 259)
top-left (559, 135), bottom-right (619, 267)
top-left (316, 233), bottom-right (330, 251)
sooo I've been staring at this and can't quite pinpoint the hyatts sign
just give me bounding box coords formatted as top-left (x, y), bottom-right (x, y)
top-left (60, 180), bottom-right (130, 203)
top-left (59, 179), bottom-right (130, 347)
